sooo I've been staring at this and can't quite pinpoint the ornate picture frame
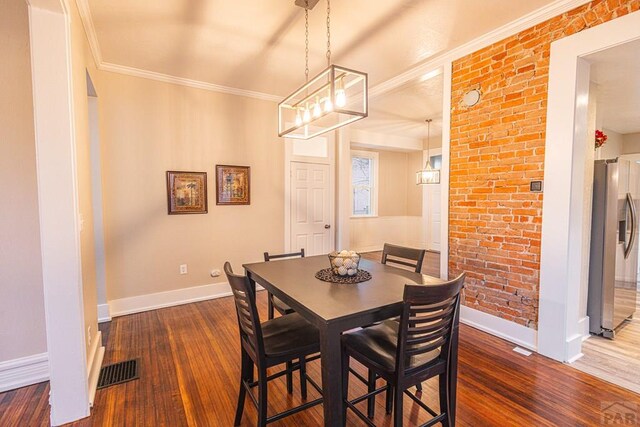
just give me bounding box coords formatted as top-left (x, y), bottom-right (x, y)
top-left (166, 171), bottom-right (208, 214)
top-left (216, 165), bottom-right (250, 205)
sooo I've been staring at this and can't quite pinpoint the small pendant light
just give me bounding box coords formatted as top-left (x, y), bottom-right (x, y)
top-left (416, 119), bottom-right (440, 185)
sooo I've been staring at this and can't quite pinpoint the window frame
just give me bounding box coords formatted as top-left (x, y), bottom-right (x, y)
top-left (350, 150), bottom-right (379, 218)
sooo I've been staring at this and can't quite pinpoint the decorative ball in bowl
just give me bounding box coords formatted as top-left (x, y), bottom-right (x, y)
top-left (328, 250), bottom-right (361, 276)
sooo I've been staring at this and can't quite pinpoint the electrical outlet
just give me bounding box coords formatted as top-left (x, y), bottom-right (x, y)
top-left (179, 264), bottom-right (188, 275)
top-left (210, 269), bottom-right (221, 277)
top-left (87, 326), bottom-right (92, 347)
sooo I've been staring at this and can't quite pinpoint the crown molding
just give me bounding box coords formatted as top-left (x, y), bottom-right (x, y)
top-left (75, 0), bottom-right (591, 103)
top-left (369, 0), bottom-right (592, 99)
top-left (73, 0), bottom-right (281, 101)
top-left (99, 62), bottom-right (282, 102)
top-left (75, 0), bottom-right (103, 65)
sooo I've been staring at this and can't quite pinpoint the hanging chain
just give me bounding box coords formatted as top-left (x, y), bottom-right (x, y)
top-left (326, 0), bottom-right (331, 66)
top-left (305, 0), bottom-right (309, 81)
top-left (426, 119), bottom-right (432, 162)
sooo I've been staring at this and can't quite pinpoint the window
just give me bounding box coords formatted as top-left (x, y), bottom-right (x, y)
top-left (430, 154), bottom-right (442, 170)
top-left (351, 151), bottom-right (378, 216)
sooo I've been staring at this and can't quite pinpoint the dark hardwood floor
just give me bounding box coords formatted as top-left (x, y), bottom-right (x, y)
top-left (1, 291), bottom-right (639, 426)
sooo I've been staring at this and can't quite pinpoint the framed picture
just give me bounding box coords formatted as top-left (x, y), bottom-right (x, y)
top-left (166, 171), bottom-right (208, 214)
top-left (216, 165), bottom-right (250, 205)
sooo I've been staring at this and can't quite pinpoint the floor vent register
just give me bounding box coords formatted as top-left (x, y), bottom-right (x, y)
top-left (97, 359), bottom-right (139, 389)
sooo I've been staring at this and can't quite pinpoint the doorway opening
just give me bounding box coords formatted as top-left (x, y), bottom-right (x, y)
top-left (538, 11), bottom-right (640, 370)
top-left (566, 38), bottom-right (640, 394)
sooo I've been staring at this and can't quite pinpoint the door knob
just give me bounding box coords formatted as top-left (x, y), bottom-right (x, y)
top-left (324, 224), bottom-right (331, 229)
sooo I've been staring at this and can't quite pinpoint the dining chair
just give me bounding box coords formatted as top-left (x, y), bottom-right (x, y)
top-left (224, 262), bottom-right (323, 426)
top-left (263, 249), bottom-right (305, 319)
top-left (379, 243), bottom-right (428, 393)
top-left (341, 273), bottom-right (465, 427)
top-left (381, 243), bottom-right (426, 274)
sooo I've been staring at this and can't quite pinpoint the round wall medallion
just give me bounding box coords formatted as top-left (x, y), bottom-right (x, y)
top-left (462, 89), bottom-right (481, 107)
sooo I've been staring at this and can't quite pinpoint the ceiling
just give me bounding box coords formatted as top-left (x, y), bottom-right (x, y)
top-left (352, 73), bottom-right (444, 140)
top-left (587, 38), bottom-right (640, 135)
top-left (88, 0), bottom-right (556, 98)
top-left (85, 0), bottom-right (575, 141)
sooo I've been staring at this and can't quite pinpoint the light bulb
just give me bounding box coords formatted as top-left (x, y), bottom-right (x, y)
top-left (295, 110), bottom-right (302, 127)
top-left (313, 98), bottom-right (322, 118)
top-left (335, 89), bottom-right (346, 107)
top-left (323, 97), bottom-right (333, 112)
top-left (303, 107), bottom-right (311, 123)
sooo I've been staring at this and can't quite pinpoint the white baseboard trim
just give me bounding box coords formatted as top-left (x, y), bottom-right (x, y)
top-left (97, 303), bottom-right (111, 323)
top-left (460, 306), bottom-right (538, 351)
top-left (108, 282), bottom-right (233, 318)
top-left (578, 316), bottom-right (590, 341)
top-left (566, 350), bottom-right (584, 364)
top-left (565, 332), bottom-right (585, 363)
top-left (353, 245), bottom-right (383, 253)
top-left (87, 330), bottom-right (104, 407)
top-left (0, 352), bottom-right (49, 392)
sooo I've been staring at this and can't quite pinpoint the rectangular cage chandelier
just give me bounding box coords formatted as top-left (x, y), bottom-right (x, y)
top-left (278, 65), bottom-right (368, 140)
top-left (278, 0), bottom-right (368, 140)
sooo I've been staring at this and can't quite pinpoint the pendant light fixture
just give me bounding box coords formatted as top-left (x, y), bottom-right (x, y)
top-left (416, 119), bottom-right (440, 185)
top-left (278, 0), bottom-right (368, 140)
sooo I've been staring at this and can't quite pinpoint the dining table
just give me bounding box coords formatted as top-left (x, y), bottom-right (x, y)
top-left (243, 254), bottom-right (453, 427)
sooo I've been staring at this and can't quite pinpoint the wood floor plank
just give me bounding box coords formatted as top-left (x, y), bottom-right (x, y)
top-left (571, 298), bottom-right (640, 394)
top-left (1, 291), bottom-right (639, 426)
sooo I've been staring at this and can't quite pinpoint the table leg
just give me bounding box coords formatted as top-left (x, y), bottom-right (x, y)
top-left (319, 326), bottom-right (344, 427)
top-left (246, 272), bottom-right (257, 295)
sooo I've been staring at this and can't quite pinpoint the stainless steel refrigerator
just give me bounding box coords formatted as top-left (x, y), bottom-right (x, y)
top-left (588, 158), bottom-right (639, 339)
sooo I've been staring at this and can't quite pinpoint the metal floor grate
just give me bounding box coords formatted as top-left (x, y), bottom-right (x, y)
top-left (97, 359), bottom-right (139, 389)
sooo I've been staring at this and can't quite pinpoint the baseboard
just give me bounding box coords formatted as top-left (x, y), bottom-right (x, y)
top-left (579, 316), bottom-right (590, 341)
top-left (87, 330), bottom-right (104, 407)
top-left (108, 282), bottom-right (233, 317)
top-left (0, 352), bottom-right (49, 392)
top-left (566, 349), bottom-right (584, 364)
top-left (353, 245), bottom-right (383, 253)
top-left (97, 303), bottom-right (111, 323)
top-left (460, 306), bottom-right (538, 351)
top-left (354, 243), bottom-right (430, 253)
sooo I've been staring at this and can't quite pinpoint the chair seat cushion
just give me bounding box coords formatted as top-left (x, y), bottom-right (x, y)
top-left (272, 296), bottom-right (294, 314)
top-left (262, 313), bottom-right (320, 358)
top-left (342, 320), bottom-right (440, 373)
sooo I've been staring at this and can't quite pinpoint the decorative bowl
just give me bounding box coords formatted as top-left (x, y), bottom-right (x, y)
top-left (328, 250), bottom-right (361, 276)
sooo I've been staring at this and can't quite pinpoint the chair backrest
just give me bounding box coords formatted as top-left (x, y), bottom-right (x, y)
top-left (264, 248), bottom-right (305, 262)
top-left (381, 243), bottom-right (426, 273)
top-left (395, 273), bottom-right (465, 375)
top-left (224, 262), bottom-right (264, 360)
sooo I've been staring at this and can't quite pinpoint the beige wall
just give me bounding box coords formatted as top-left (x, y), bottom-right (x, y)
top-left (622, 132), bottom-right (640, 154)
top-left (407, 151), bottom-right (423, 216)
top-left (378, 151), bottom-right (409, 216)
top-left (96, 71), bottom-right (284, 300)
top-left (597, 128), bottom-right (623, 160)
top-left (0, 0), bottom-right (47, 362)
top-left (354, 148), bottom-right (422, 217)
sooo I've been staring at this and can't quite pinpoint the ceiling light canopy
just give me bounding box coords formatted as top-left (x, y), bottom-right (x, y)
top-left (278, 0), bottom-right (368, 140)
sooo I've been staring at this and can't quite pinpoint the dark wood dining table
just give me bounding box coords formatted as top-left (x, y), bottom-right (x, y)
top-left (243, 255), bottom-right (450, 427)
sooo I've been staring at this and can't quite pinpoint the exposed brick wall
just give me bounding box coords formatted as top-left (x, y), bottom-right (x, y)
top-left (449, 0), bottom-right (640, 329)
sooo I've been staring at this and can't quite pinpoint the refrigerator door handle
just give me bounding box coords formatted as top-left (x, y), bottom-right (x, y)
top-left (624, 192), bottom-right (637, 259)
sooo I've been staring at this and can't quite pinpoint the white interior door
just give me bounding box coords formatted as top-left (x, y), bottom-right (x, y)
top-left (291, 162), bottom-right (332, 255)
top-left (424, 149), bottom-right (442, 252)
top-left (429, 185), bottom-right (442, 251)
